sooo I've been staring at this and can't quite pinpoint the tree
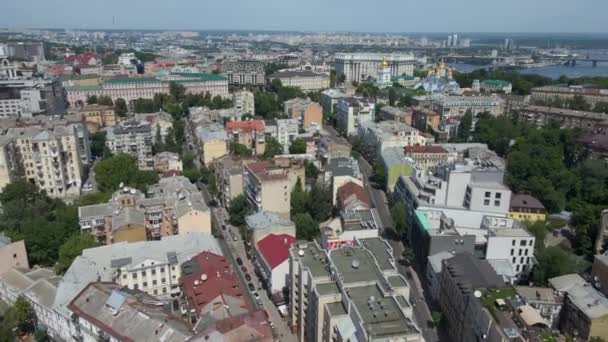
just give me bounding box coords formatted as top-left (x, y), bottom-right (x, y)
top-left (114, 98), bottom-right (128, 117)
top-left (294, 213), bottom-right (319, 240)
top-left (290, 178), bottom-right (309, 219)
top-left (307, 184), bottom-right (332, 222)
top-left (230, 142), bottom-right (251, 157)
top-left (391, 202), bottom-right (409, 237)
top-left (401, 247), bottom-right (415, 265)
top-left (530, 246), bottom-right (590, 285)
top-left (87, 95), bottom-right (98, 105)
top-left (456, 109), bottom-right (473, 142)
top-left (97, 95), bottom-right (113, 106)
top-left (133, 98), bottom-right (156, 113)
top-left (371, 161), bottom-right (387, 190)
top-left (304, 160), bottom-right (320, 180)
top-left (271, 78), bottom-right (283, 92)
top-left (338, 73), bottom-right (346, 85)
top-left (34, 328), bottom-right (49, 342)
top-left (55, 234), bottom-right (98, 274)
top-left (355, 83), bottom-right (380, 98)
top-left (94, 153), bottom-right (159, 193)
top-left (289, 138), bottom-right (307, 154)
top-left (169, 82), bottom-right (186, 102)
top-left (90, 131), bottom-right (106, 159)
top-left (229, 194), bottom-right (248, 226)
top-left (264, 137), bottom-right (284, 159)
top-left (11, 296), bottom-right (35, 336)
top-left (388, 87), bottom-right (398, 106)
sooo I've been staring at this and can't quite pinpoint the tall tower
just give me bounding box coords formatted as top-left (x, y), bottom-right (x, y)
top-left (453, 34), bottom-right (458, 47)
top-left (376, 56), bottom-right (392, 88)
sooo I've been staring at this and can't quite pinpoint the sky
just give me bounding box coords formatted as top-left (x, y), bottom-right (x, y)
top-left (2, 0), bottom-right (607, 33)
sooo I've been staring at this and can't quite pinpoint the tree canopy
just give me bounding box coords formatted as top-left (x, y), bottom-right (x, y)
top-left (114, 98), bottom-right (128, 117)
top-left (263, 137), bottom-right (283, 159)
top-left (94, 153), bottom-right (159, 193)
top-left (229, 194), bottom-right (248, 226)
top-left (288, 138), bottom-right (307, 154)
top-left (55, 234), bottom-right (98, 274)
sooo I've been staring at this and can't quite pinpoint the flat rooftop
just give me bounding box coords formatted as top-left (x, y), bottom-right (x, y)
top-left (292, 241), bottom-right (331, 279)
top-left (326, 301), bottom-right (348, 317)
top-left (316, 281), bottom-right (341, 296)
top-left (359, 238), bottom-right (394, 272)
top-left (330, 247), bottom-right (380, 284)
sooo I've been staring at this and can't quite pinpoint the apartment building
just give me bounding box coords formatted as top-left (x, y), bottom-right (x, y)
top-left (105, 120), bottom-right (153, 170)
top-left (233, 89), bottom-right (255, 114)
top-left (195, 122), bottom-right (228, 166)
top-left (226, 119), bottom-right (266, 155)
top-left (558, 281), bottom-right (608, 340)
top-left (335, 53), bottom-right (415, 83)
top-left (324, 157), bottom-right (362, 205)
top-left (214, 156), bottom-right (250, 208)
top-left (268, 70), bottom-right (330, 91)
top-left (411, 106), bottom-right (441, 131)
top-left (67, 104), bottom-right (117, 133)
top-left (78, 177), bottom-right (211, 244)
top-left (430, 94), bottom-right (505, 118)
top-left (243, 160), bottom-right (304, 218)
top-left (336, 97), bottom-right (375, 136)
top-left (403, 145), bottom-right (449, 170)
top-left (288, 238), bottom-right (421, 342)
top-left (378, 105), bottom-right (412, 125)
top-left (317, 131), bottom-right (351, 164)
top-left (335, 181), bottom-right (371, 211)
top-left (320, 89), bottom-right (347, 115)
top-left (65, 73), bottom-right (229, 107)
top-left (254, 233), bottom-right (297, 294)
top-left (265, 118), bottom-right (300, 153)
top-left (320, 208), bottom-right (380, 250)
top-left (358, 120), bottom-right (425, 160)
top-left (380, 147), bottom-right (416, 192)
top-left (284, 98), bottom-right (323, 130)
top-left (509, 193), bottom-right (547, 222)
top-left (153, 151), bottom-right (183, 174)
top-left (480, 79), bottom-right (512, 94)
top-left (133, 111), bottom-right (174, 143)
top-left (221, 60), bottom-right (265, 85)
top-left (531, 85), bottom-right (608, 107)
top-left (515, 105), bottom-right (608, 129)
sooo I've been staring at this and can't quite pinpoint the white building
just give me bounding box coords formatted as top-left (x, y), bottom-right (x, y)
top-left (320, 209), bottom-right (381, 250)
top-left (233, 90), bottom-right (255, 114)
top-left (105, 120), bottom-right (153, 170)
top-left (254, 233), bottom-right (296, 294)
top-left (483, 216), bottom-right (535, 280)
top-left (267, 70), bottom-right (330, 91)
top-left (335, 53), bottom-right (416, 83)
top-left (357, 120), bottom-right (425, 160)
top-left (265, 118), bottom-right (300, 153)
top-left (336, 97), bottom-right (375, 136)
top-left (320, 89), bottom-right (347, 115)
top-left (118, 52), bottom-right (138, 65)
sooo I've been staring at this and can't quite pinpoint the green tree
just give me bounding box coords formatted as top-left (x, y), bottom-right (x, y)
top-left (294, 213), bottom-right (319, 240)
top-left (87, 95), bottom-right (98, 105)
top-left (114, 98), bottom-right (128, 117)
top-left (401, 247), bottom-right (415, 265)
top-left (230, 142), bottom-right (251, 157)
top-left (390, 202), bottom-right (409, 237)
top-left (567, 94), bottom-right (591, 111)
top-left (371, 161), bottom-right (387, 190)
top-left (388, 87), bottom-right (398, 106)
top-left (530, 246), bottom-right (590, 285)
top-left (97, 95), bottom-right (114, 106)
top-left (11, 296), bottom-right (35, 336)
top-left (55, 234), bottom-right (98, 274)
top-left (263, 137), bottom-right (284, 159)
top-left (169, 82), bottom-right (186, 102)
top-left (289, 138), bottom-right (307, 154)
top-left (94, 153), bottom-right (159, 193)
top-left (456, 109), bottom-right (473, 142)
top-left (355, 83), bottom-right (380, 98)
top-left (290, 178), bottom-right (309, 219)
top-left (229, 194), bottom-right (248, 226)
top-left (308, 184), bottom-right (332, 222)
top-left (304, 160), bottom-right (320, 180)
top-left (133, 98), bottom-right (156, 113)
top-left (34, 328), bottom-right (49, 342)
top-left (271, 78), bottom-right (283, 92)
top-left (90, 131), bottom-right (107, 159)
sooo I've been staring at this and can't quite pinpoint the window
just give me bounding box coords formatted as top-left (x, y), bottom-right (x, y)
top-left (133, 284), bottom-right (139, 290)
top-left (512, 257), bottom-right (516, 264)
top-left (143, 282), bottom-right (148, 287)
top-left (485, 192), bottom-right (491, 198)
top-left (151, 269), bottom-right (156, 275)
top-left (152, 280), bottom-right (157, 285)
top-left (510, 249), bottom-right (514, 256)
top-left (162, 288), bottom-right (167, 294)
top-left (160, 267), bottom-right (165, 273)
top-left (520, 257), bottom-right (525, 264)
top-left (524, 249), bottom-right (529, 256)
top-left (162, 278), bottom-right (166, 283)
top-left (132, 273), bottom-right (137, 279)
top-left (141, 271), bottom-right (146, 276)
top-left (153, 289), bottom-right (158, 295)
top-left (529, 240), bottom-right (534, 246)
top-left (122, 274), bottom-right (127, 279)
top-left (518, 250), bottom-right (522, 256)
top-left (494, 200), bottom-right (500, 207)
top-left (516, 265), bottom-right (520, 272)
top-left (495, 193), bottom-right (502, 199)
top-left (512, 240), bottom-right (516, 246)
top-left (520, 240), bottom-right (526, 246)
top-left (484, 199), bottom-right (490, 206)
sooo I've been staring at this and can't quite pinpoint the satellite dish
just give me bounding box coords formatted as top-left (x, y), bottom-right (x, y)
top-left (298, 250), bottom-right (304, 257)
top-left (352, 259), bottom-right (360, 269)
top-left (474, 290), bottom-right (482, 298)
top-left (201, 274), bottom-right (208, 281)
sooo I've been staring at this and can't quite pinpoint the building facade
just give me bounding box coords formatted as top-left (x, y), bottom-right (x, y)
top-left (284, 98), bottom-right (323, 130)
top-left (233, 90), bottom-right (255, 114)
top-left (105, 120), bottom-right (154, 170)
top-left (221, 61), bottom-right (265, 85)
top-left (268, 70), bottom-right (330, 91)
top-left (335, 53), bottom-right (416, 83)
top-left (336, 97), bottom-right (375, 136)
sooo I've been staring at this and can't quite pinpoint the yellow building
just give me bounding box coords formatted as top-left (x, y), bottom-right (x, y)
top-left (69, 104), bottom-right (118, 133)
top-left (509, 193), bottom-right (547, 222)
top-left (202, 139), bottom-right (228, 166)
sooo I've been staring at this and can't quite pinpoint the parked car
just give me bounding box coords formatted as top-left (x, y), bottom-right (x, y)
top-left (241, 266), bottom-right (247, 273)
top-left (245, 274), bottom-right (252, 281)
top-left (236, 257), bottom-right (243, 266)
top-left (221, 225), bottom-right (226, 231)
top-left (248, 283), bottom-right (255, 291)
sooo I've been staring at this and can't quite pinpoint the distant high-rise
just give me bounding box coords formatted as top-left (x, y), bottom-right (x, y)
top-left (461, 38), bottom-right (471, 48)
top-left (504, 38), bottom-right (515, 50)
top-left (447, 35), bottom-right (452, 47)
top-left (452, 34), bottom-right (458, 47)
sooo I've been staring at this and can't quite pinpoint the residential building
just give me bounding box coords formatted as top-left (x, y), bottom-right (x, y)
top-left (378, 105), bottom-right (412, 125)
top-left (243, 160), bottom-right (304, 218)
top-left (514, 105), bottom-right (608, 129)
top-left (68, 282), bottom-right (193, 342)
top-left (483, 216), bottom-right (535, 280)
top-left (105, 120), bottom-right (154, 170)
top-left (226, 119), bottom-right (266, 155)
top-left (65, 73), bottom-right (229, 107)
top-left (335, 181), bottom-right (371, 211)
top-left (254, 233), bottom-right (297, 294)
top-left (558, 282), bottom-right (608, 340)
top-left (154, 151), bottom-right (183, 174)
top-left (509, 193), bottom-right (547, 222)
top-left (3, 42), bottom-right (45, 61)
top-left (133, 111), bottom-right (174, 143)
top-left (320, 209), bottom-right (380, 250)
top-left (380, 147), bottom-right (416, 192)
top-left (288, 238), bottom-right (421, 342)
top-left (195, 310), bottom-right (273, 341)
top-left (411, 106), bottom-right (441, 132)
top-left (59, 74), bottom-right (102, 88)
top-left (214, 156), bottom-right (250, 208)
top-left (439, 252), bottom-right (514, 342)
top-left (64, 52), bottom-right (98, 66)
top-left (317, 131), bottom-right (351, 164)
top-left (430, 94), bottom-right (505, 118)
top-left (336, 97), bottom-right (375, 136)
top-left (284, 98), bottom-right (323, 130)
top-left (324, 157), bottom-right (362, 205)
top-left (335, 53), bottom-right (415, 83)
top-left (592, 252), bottom-right (608, 296)
top-left (68, 104), bottom-right (117, 133)
top-left (78, 177), bottom-right (211, 244)
top-left (426, 251), bottom-right (455, 301)
top-left (320, 89), bottom-right (346, 115)
top-left (233, 90), bottom-right (255, 114)
top-left (268, 70), bottom-right (330, 91)
top-left (265, 118), bottom-right (300, 153)
top-left (358, 120), bottom-right (425, 160)
top-left (480, 79), bottom-right (513, 94)
top-left (531, 85), bottom-right (608, 108)
top-left (0, 135), bottom-right (17, 190)
top-left (246, 211), bottom-right (296, 244)
top-left (221, 60), bottom-right (265, 85)
top-left (0, 236), bottom-right (29, 275)
top-left (196, 122), bottom-right (228, 166)
top-left (403, 145), bottom-right (450, 171)
top-left (514, 286), bottom-right (563, 329)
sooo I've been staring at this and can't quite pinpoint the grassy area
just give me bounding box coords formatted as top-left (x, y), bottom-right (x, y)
top-left (482, 288), bottom-right (517, 318)
top-left (541, 331), bottom-right (556, 342)
top-left (546, 217), bottom-right (568, 231)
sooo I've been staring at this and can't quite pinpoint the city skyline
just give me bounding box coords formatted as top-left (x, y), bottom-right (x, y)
top-left (2, 0), bottom-right (608, 33)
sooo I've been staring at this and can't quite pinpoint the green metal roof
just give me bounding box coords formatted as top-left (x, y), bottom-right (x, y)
top-left (414, 210), bottom-right (431, 231)
top-left (392, 75), bottom-right (415, 81)
top-left (481, 79), bottom-right (511, 87)
top-left (170, 72), bottom-right (226, 81)
top-left (105, 77), bottom-right (161, 84)
top-left (64, 85), bottom-right (103, 91)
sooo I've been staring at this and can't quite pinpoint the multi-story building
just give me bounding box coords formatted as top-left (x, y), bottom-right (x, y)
top-left (221, 60), bottom-right (265, 85)
top-left (78, 177), bottom-right (211, 244)
top-left (214, 156), bottom-right (251, 208)
top-left (483, 216), bottom-right (535, 280)
top-left (480, 79), bottom-right (512, 94)
top-left (531, 85), bottom-right (608, 108)
top-left (133, 111), bottom-right (174, 143)
top-left (336, 97), bottom-right (375, 136)
top-left (358, 120), bottom-right (425, 160)
top-left (195, 122), bottom-right (228, 166)
top-left (320, 89), bottom-right (347, 115)
top-left (105, 120), bottom-right (154, 170)
top-left (430, 94), bottom-right (505, 118)
top-left (509, 193), bottom-right (547, 222)
top-left (378, 105), bottom-right (412, 125)
top-left (265, 118), bottom-right (300, 153)
top-left (243, 160), bottom-right (304, 218)
top-left (514, 105), bottom-right (608, 129)
top-left (0, 235), bottom-right (29, 275)
top-left (317, 130), bottom-right (351, 164)
top-left (288, 238), bottom-right (421, 342)
top-left (410, 106), bottom-right (441, 131)
top-left (254, 233), bottom-right (297, 294)
top-left (268, 70), bottom-right (330, 91)
top-left (558, 281), bottom-right (608, 340)
top-left (9, 125), bottom-right (85, 198)
top-left (324, 157), bottom-right (362, 205)
top-left (233, 89), bottom-right (255, 114)
top-left (335, 181), bottom-right (371, 211)
top-left (226, 119), bottom-right (266, 155)
top-left (3, 42), bottom-right (45, 61)
top-left (514, 286), bottom-right (563, 329)
top-left (380, 146), bottom-right (416, 192)
top-left (335, 53), bottom-right (415, 83)
top-left (403, 145), bottom-right (449, 170)
top-left (246, 211), bottom-right (296, 244)
top-left (153, 151), bottom-right (183, 174)
top-left (592, 252), bottom-right (608, 297)
top-left (65, 73), bottom-right (229, 107)
top-left (284, 98), bottom-right (323, 130)
top-left (320, 208), bottom-right (381, 250)
top-left (68, 104), bottom-right (117, 133)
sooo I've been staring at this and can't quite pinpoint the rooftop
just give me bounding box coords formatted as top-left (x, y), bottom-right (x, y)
top-left (256, 233), bottom-right (296, 270)
top-left (510, 193), bottom-right (546, 210)
top-left (404, 145), bottom-right (448, 154)
top-left (443, 252), bottom-right (507, 296)
top-left (225, 119), bottom-right (265, 132)
top-left (567, 284), bottom-right (608, 319)
top-left (246, 211), bottom-right (294, 231)
top-left (290, 241), bottom-right (331, 279)
top-left (549, 273), bottom-right (587, 293)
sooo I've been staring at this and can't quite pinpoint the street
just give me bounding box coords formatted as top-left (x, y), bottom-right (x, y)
top-left (358, 157), bottom-right (441, 342)
top-left (199, 184), bottom-right (298, 342)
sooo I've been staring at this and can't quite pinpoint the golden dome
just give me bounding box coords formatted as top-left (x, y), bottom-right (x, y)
top-left (381, 56), bottom-right (389, 68)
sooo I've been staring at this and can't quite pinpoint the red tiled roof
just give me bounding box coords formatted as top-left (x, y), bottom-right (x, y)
top-left (65, 53), bottom-right (98, 65)
top-left (404, 145), bottom-right (448, 154)
top-left (180, 251), bottom-right (249, 317)
top-left (226, 120), bottom-right (265, 132)
top-left (336, 181), bottom-right (370, 207)
top-left (245, 161), bottom-right (272, 174)
top-left (256, 234), bottom-right (296, 270)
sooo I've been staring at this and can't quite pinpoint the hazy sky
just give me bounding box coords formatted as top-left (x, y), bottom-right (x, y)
top-left (2, 0), bottom-right (606, 33)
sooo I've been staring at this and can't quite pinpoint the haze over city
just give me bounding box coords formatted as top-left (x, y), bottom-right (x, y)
top-left (2, 0), bottom-right (608, 32)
